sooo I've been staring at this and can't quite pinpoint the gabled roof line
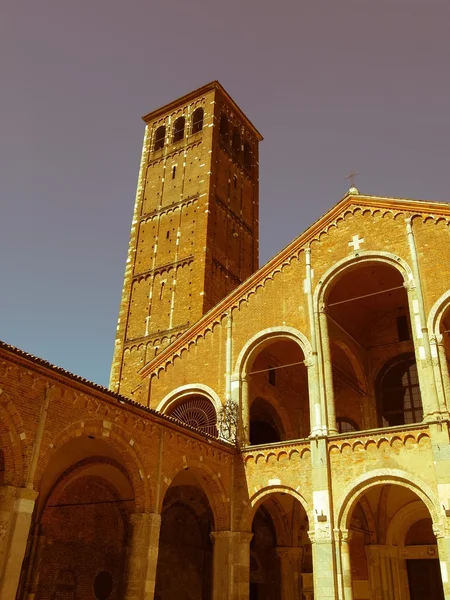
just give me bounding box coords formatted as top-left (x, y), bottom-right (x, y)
top-left (140, 193), bottom-right (450, 376)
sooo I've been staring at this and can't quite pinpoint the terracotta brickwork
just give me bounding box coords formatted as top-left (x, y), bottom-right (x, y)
top-left (110, 82), bottom-right (262, 399)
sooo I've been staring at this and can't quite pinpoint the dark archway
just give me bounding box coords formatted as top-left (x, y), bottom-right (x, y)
top-left (155, 470), bottom-right (214, 600)
top-left (250, 492), bottom-right (310, 599)
top-left (35, 464), bottom-right (130, 600)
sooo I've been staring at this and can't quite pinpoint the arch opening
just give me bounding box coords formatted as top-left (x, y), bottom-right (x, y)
top-left (154, 125), bottom-right (166, 151)
top-left (325, 261), bottom-right (422, 430)
top-left (246, 337), bottom-right (309, 444)
top-left (345, 483), bottom-right (444, 600)
top-left (155, 469), bottom-right (214, 600)
top-left (172, 116), bottom-right (185, 143)
top-left (250, 492), bottom-right (311, 600)
top-left (32, 457), bottom-right (132, 600)
top-left (192, 107), bottom-right (204, 134)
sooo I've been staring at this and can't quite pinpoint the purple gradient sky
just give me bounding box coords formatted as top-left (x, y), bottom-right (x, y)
top-left (1, 0), bottom-right (449, 386)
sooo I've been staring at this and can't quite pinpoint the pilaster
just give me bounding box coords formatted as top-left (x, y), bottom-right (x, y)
top-left (276, 546), bottom-right (302, 600)
top-left (124, 512), bottom-right (161, 600)
top-left (210, 531), bottom-right (253, 600)
top-left (0, 485), bottom-right (38, 600)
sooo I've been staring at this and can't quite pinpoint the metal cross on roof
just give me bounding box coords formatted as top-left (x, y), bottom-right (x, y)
top-left (345, 171), bottom-right (359, 187)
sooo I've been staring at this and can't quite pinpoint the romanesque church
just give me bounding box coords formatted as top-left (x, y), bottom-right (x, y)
top-left (1, 81), bottom-right (450, 600)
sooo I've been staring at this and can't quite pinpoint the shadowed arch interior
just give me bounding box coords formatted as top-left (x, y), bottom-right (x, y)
top-left (246, 337), bottom-right (309, 443)
top-left (155, 469), bottom-right (214, 600)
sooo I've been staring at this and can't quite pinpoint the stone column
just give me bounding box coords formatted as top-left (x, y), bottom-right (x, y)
top-left (318, 308), bottom-right (337, 434)
top-left (240, 378), bottom-right (250, 446)
top-left (124, 512), bottom-right (161, 600)
top-left (0, 485), bottom-right (38, 600)
top-left (211, 531), bottom-right (253, 600)
top-left (436, 534), bottom-right (450, 600)
top-left (337, 530), bottom-right (353, 600)
top-left (431, 334), bottom-right (450, 415)
top-left (365, 545), bottom-right (400, 600)
top-left (276, 547), bottom-right (302, 600)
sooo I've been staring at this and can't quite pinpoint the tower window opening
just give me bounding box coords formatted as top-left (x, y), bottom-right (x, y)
top-left (166, 231), bottom-right (170, 239)
top-left (268, 367), bottom-right (276, 386)
top-left (232, 129), bottom-right (241, 154)
top-left (192, 107), bottom-right (204, 134)
top-left (172, 165), bottom-right (177, 179)
top-left (154, 125), bottom-right (166, 151)
top-left (233, 175), bottom-right (237, 190)
top-left (219, 115), bottom-right (228, 140)
top-left (172, 117), bottom-right (185, 143)
top-left (243, 141), bottom-right (252, 169)
top-left (396, 315), bottom-right (410, 341)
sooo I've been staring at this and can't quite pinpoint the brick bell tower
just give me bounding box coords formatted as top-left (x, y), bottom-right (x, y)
top-left (110, 82), bottom-right (263, 397)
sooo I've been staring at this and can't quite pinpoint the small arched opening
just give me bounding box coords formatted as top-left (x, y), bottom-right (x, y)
top-left (245, 336), bottom-right (309, 444)
top-left (232, 129), bottom-right (241, 154)
top-left (153, 125), bottom-right (166, 151)
top-left (155, 469), bottom-right (214, 600)
top-left (219, 115), bottom-right (228, 140)
top-left (172, 116), bottom-right (185, 143)
top-left (192, 108), bottom-right (204, 134)
top-left (243, 141), bottom-right (252, 170)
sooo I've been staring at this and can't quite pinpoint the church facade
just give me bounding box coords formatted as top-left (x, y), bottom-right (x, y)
top-left (1, 81), bottom-right (450, 600)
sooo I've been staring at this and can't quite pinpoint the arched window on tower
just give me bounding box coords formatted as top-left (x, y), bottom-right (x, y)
top-left (219, 115), bottom-right (229, 140)
top-left (172, 116), bottom-right (185, 143)
top-left (378, 356), bottom-right (423, 426)
top-left (243, 141), bottom-right (252, 170)
top-left (191, 108), bottom-right (204, 134)
top-left (153, 125), bottom-right (166, 151)
top-left (167, 394), bottom-right (218, 436)
top-left (232, 128), bottom-right (241, 154)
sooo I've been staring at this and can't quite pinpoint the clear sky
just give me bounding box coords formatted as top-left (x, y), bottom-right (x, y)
top-left (1, 0), bottom-right (449, 387)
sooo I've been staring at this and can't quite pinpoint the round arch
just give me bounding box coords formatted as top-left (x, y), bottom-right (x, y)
top-left (34, 419), bottom-right (152, 513)
top-left (156, 383), bottom-right (222, 415)
top-left (313, 250), bottom-right (414, 308)
top-left (427, 289), bottom-right (450, 336)
top-left (336, 469), bottom-right (442, 534)
top-left (239, 485), bottom-right (310, 532)
top-left (386, 500), bottom-right (431, 546)
top-left (160, 462), bottom-right (230, 531)
top-left (426, 290), bottom-right (450, 413)
top-left (234, 326), bottom-right (313, 378)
